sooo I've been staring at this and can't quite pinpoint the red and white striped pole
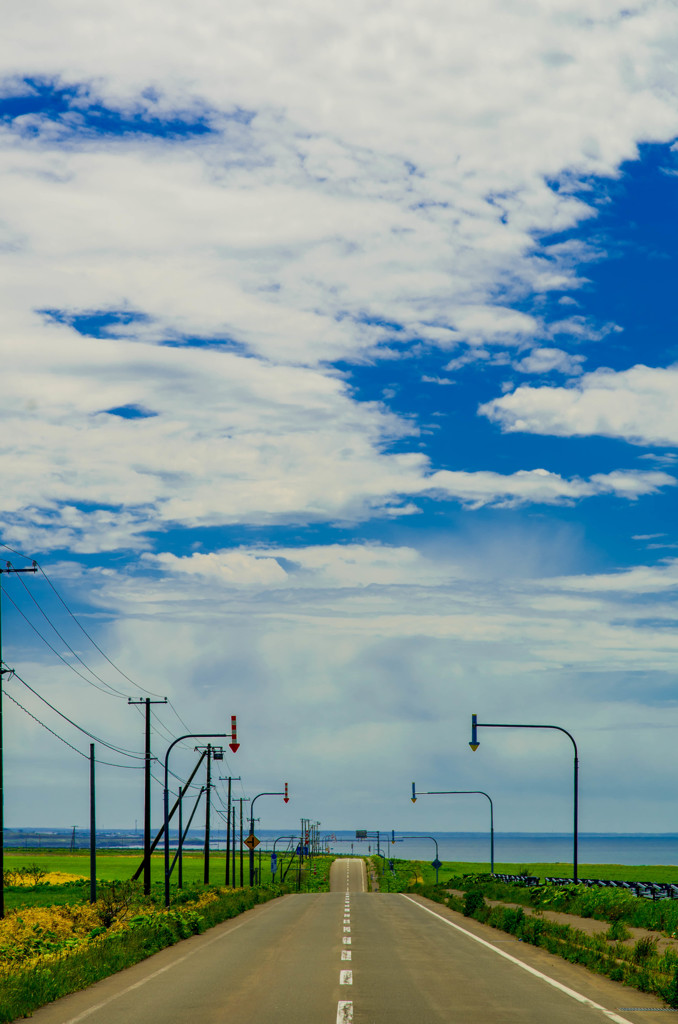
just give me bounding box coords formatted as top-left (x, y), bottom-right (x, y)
top-left (229, 715), bottom-right (240, 753)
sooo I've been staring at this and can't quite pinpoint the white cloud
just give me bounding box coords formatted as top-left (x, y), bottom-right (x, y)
top-left (548, 557), bottom-right (678, 594)
top-left (480, 364), bottom-right (678, 444)
top-left (514, 347), bottom-right (586, 375)
top-left (422, 467), bottom-right (673, 508)
top-left (144, 542), bottom-right (460, 588)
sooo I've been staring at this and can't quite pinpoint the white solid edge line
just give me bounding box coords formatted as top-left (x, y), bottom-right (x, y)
top-left (337, 1000), bottom-right (353, 1023)
top-left (401, 896), bottom-right (637, 1024)
top-left (63, 914), bottom-right (255, 1024)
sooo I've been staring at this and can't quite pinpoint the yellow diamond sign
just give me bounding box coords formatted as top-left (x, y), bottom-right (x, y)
top-left (244, 833), bottom-right (260, 850)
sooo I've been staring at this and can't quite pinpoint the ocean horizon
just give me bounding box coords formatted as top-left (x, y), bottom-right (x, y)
top-left (6, 828), bottom-right (678, 866)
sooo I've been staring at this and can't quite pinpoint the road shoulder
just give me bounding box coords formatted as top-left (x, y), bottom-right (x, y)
top-left (404, 893), bottom-right (678, 1021)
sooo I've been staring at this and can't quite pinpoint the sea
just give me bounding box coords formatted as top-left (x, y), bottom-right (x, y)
top-left (5, 828), bottom-right (678, 866)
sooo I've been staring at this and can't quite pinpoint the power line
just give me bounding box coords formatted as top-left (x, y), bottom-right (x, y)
top-left (12, 569), bottom-right (130, 699)
top-left (4, 690), bottom-right (87, 759)
top-left (4, 690), bottom-right (143, 770)
top-left (2, 546), bottom-right (194, 742)
top-left (36, 563), bottom-right (166, 698)
top-left (10, 671), bottom-right (146, 759)
top-left (2, 588), bottom-right (130, 698)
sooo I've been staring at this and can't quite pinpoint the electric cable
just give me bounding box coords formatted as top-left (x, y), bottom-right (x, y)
top-left (3, 545), bottom-right (196, 744)
top-left (12, 568), bottom-right (130, 699)
top-left (11, 671), bottom-right (147, 759)
top-left (2, 588), bottom-right (131, 699)
top-left (4, 689), bottom-right (88, 758)
top-left (35, 563), bottom-right (166, 697)
top-left (2, 680), bottom-right (144, 770)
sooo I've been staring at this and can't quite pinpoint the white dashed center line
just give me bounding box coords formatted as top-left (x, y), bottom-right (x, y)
top-left (338, 862), bottom-right (356, 1024)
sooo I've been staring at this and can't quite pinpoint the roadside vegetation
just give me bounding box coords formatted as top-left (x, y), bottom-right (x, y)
top-left (369, 858), bottom-right (678, 1007)
top-left (0, 851), bottom-right (336, 1022)
top-left (445, 874), bottom-right (678, 1007)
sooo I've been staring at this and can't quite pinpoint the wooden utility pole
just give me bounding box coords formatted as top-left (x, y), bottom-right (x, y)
top-left (128, 697), bottom-right (167, 894)
top-left (0, 561), bottom-right (37, 919)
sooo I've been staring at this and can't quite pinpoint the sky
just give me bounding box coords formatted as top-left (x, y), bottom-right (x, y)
top-left (2, 0), bottom-right (678, 842)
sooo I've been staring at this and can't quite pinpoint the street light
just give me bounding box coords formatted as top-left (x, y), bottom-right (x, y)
top-left (470, 713), bottom-right (579, 882)
top-left (397, 834), bottom-right (441, 882)
top-left (164, 730), bottom-right (238, 907)
top-left (248, 784), bottom-right (289, 885)
top-left (412, 785), bottom-right (494, 873)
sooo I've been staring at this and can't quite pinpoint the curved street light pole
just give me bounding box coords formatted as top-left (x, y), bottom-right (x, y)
top-left (397, 834), bottom-right (440, 882)
top-left (249, 786), bottom-right (289, 885)
top-left (164, 732), bottom-right (230, 908)
top-left (470, 715), bottom-right (579, 882)
top-left (412, 787), bottom-right (493, 873)
top-left (271, 834), bottom-right (297, 882)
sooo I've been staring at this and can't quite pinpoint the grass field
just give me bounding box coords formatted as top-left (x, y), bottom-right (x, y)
top-left (2, 847), bottom-right (314, 909)
top-left (408, 860), bottom-right (678, 885)
top-left (4, 848), bottom-right (285, 882)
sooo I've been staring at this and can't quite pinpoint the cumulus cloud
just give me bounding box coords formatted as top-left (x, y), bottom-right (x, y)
top-left (479, 364), bottom-right (678, 444)
top-left (514, 347), bottom-right (586, 376)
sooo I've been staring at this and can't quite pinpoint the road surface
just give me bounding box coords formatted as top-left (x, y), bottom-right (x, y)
top-left (26, 859), bottom-right (676, 1024)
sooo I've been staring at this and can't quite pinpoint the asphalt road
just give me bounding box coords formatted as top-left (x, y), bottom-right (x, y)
top-left (25, 859), bottom-right (677, 1024)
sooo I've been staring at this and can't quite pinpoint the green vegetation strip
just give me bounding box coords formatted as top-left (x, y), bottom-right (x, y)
top-left (0, 885), bottom-right (288, 1023)
top-left (371, 858), bottom-right (678, 1007)
top-left (447, 879), bottom-right (678, 1008)
top-left (0, 855), bottom-right (336, 1022)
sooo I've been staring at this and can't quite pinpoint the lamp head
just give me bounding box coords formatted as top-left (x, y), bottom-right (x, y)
top-left (469, 713), bottom-right (479, 751)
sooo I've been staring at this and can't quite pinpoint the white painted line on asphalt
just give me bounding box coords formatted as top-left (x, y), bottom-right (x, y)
top-left (61, 914), bottom-right (254, 1024)
top-left (342, 936), bottom-right (352, 944)
top-left (401, 896), bottom-right (638, 1024)
top-left (340, 970), bottom-right (353, 985)
top-left (343, 926), bottom-right (351, 933)
top-left (341, 950), bottom-right (352, 960)
top-left (337, 1000), bottom-right (353, 1023)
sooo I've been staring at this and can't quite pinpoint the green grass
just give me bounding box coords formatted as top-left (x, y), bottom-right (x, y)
top-left (0, 884), bottom-right (288, 1024)
top-left (409, 861), bottom-right (678, 885)
top-left (4, 848), bottom-right (285, 884)
top-left (2, 849), bottom-right (330, 910)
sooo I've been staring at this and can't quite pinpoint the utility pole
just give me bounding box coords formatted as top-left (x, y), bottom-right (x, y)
top-left (218, 776), bottom-right (241, 886)
top-left (204, 744), bottom-right (212, 884)
top-left (131, 750), bottom-right (207, 882)
top-left (197, 744), bottom-right (223, 885)
top-left (0, 560), bottom-right (37, 919)
top-left (89, 744), bottom-right (96, 903)
top-left (226, 776), bottom-right (231, 885)
top-left (232, 799), bottom-right (237, 885)
top-left (128, 697), bottom-right (167, 894)
top-left (239, 798), bottom-right (244, 887)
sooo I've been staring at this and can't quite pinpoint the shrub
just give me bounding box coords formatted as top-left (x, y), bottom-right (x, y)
top-left (95, 881), bottom-right (141, 928)
top-left (464, 889), bottom-right (486, 917)
top-left (606, 919), bottom-right (631, 942)
top-left (633, 936), bottom-right (658, 964)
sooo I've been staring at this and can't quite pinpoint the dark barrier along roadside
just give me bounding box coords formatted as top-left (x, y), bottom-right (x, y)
top-left (493, 873), bottom-right (678, 901)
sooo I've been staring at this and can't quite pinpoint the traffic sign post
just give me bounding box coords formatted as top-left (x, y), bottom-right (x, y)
top-left (245, 833), bottom-right (260, 851)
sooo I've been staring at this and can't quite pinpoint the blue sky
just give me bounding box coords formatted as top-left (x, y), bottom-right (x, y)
top-left (2, 0), bottom-right (678, 841)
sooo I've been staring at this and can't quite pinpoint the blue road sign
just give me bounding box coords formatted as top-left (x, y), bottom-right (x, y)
top-left (270, 853), bottom-right (277, 873)
top-left (431, 858), bottom-right (442, 869)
